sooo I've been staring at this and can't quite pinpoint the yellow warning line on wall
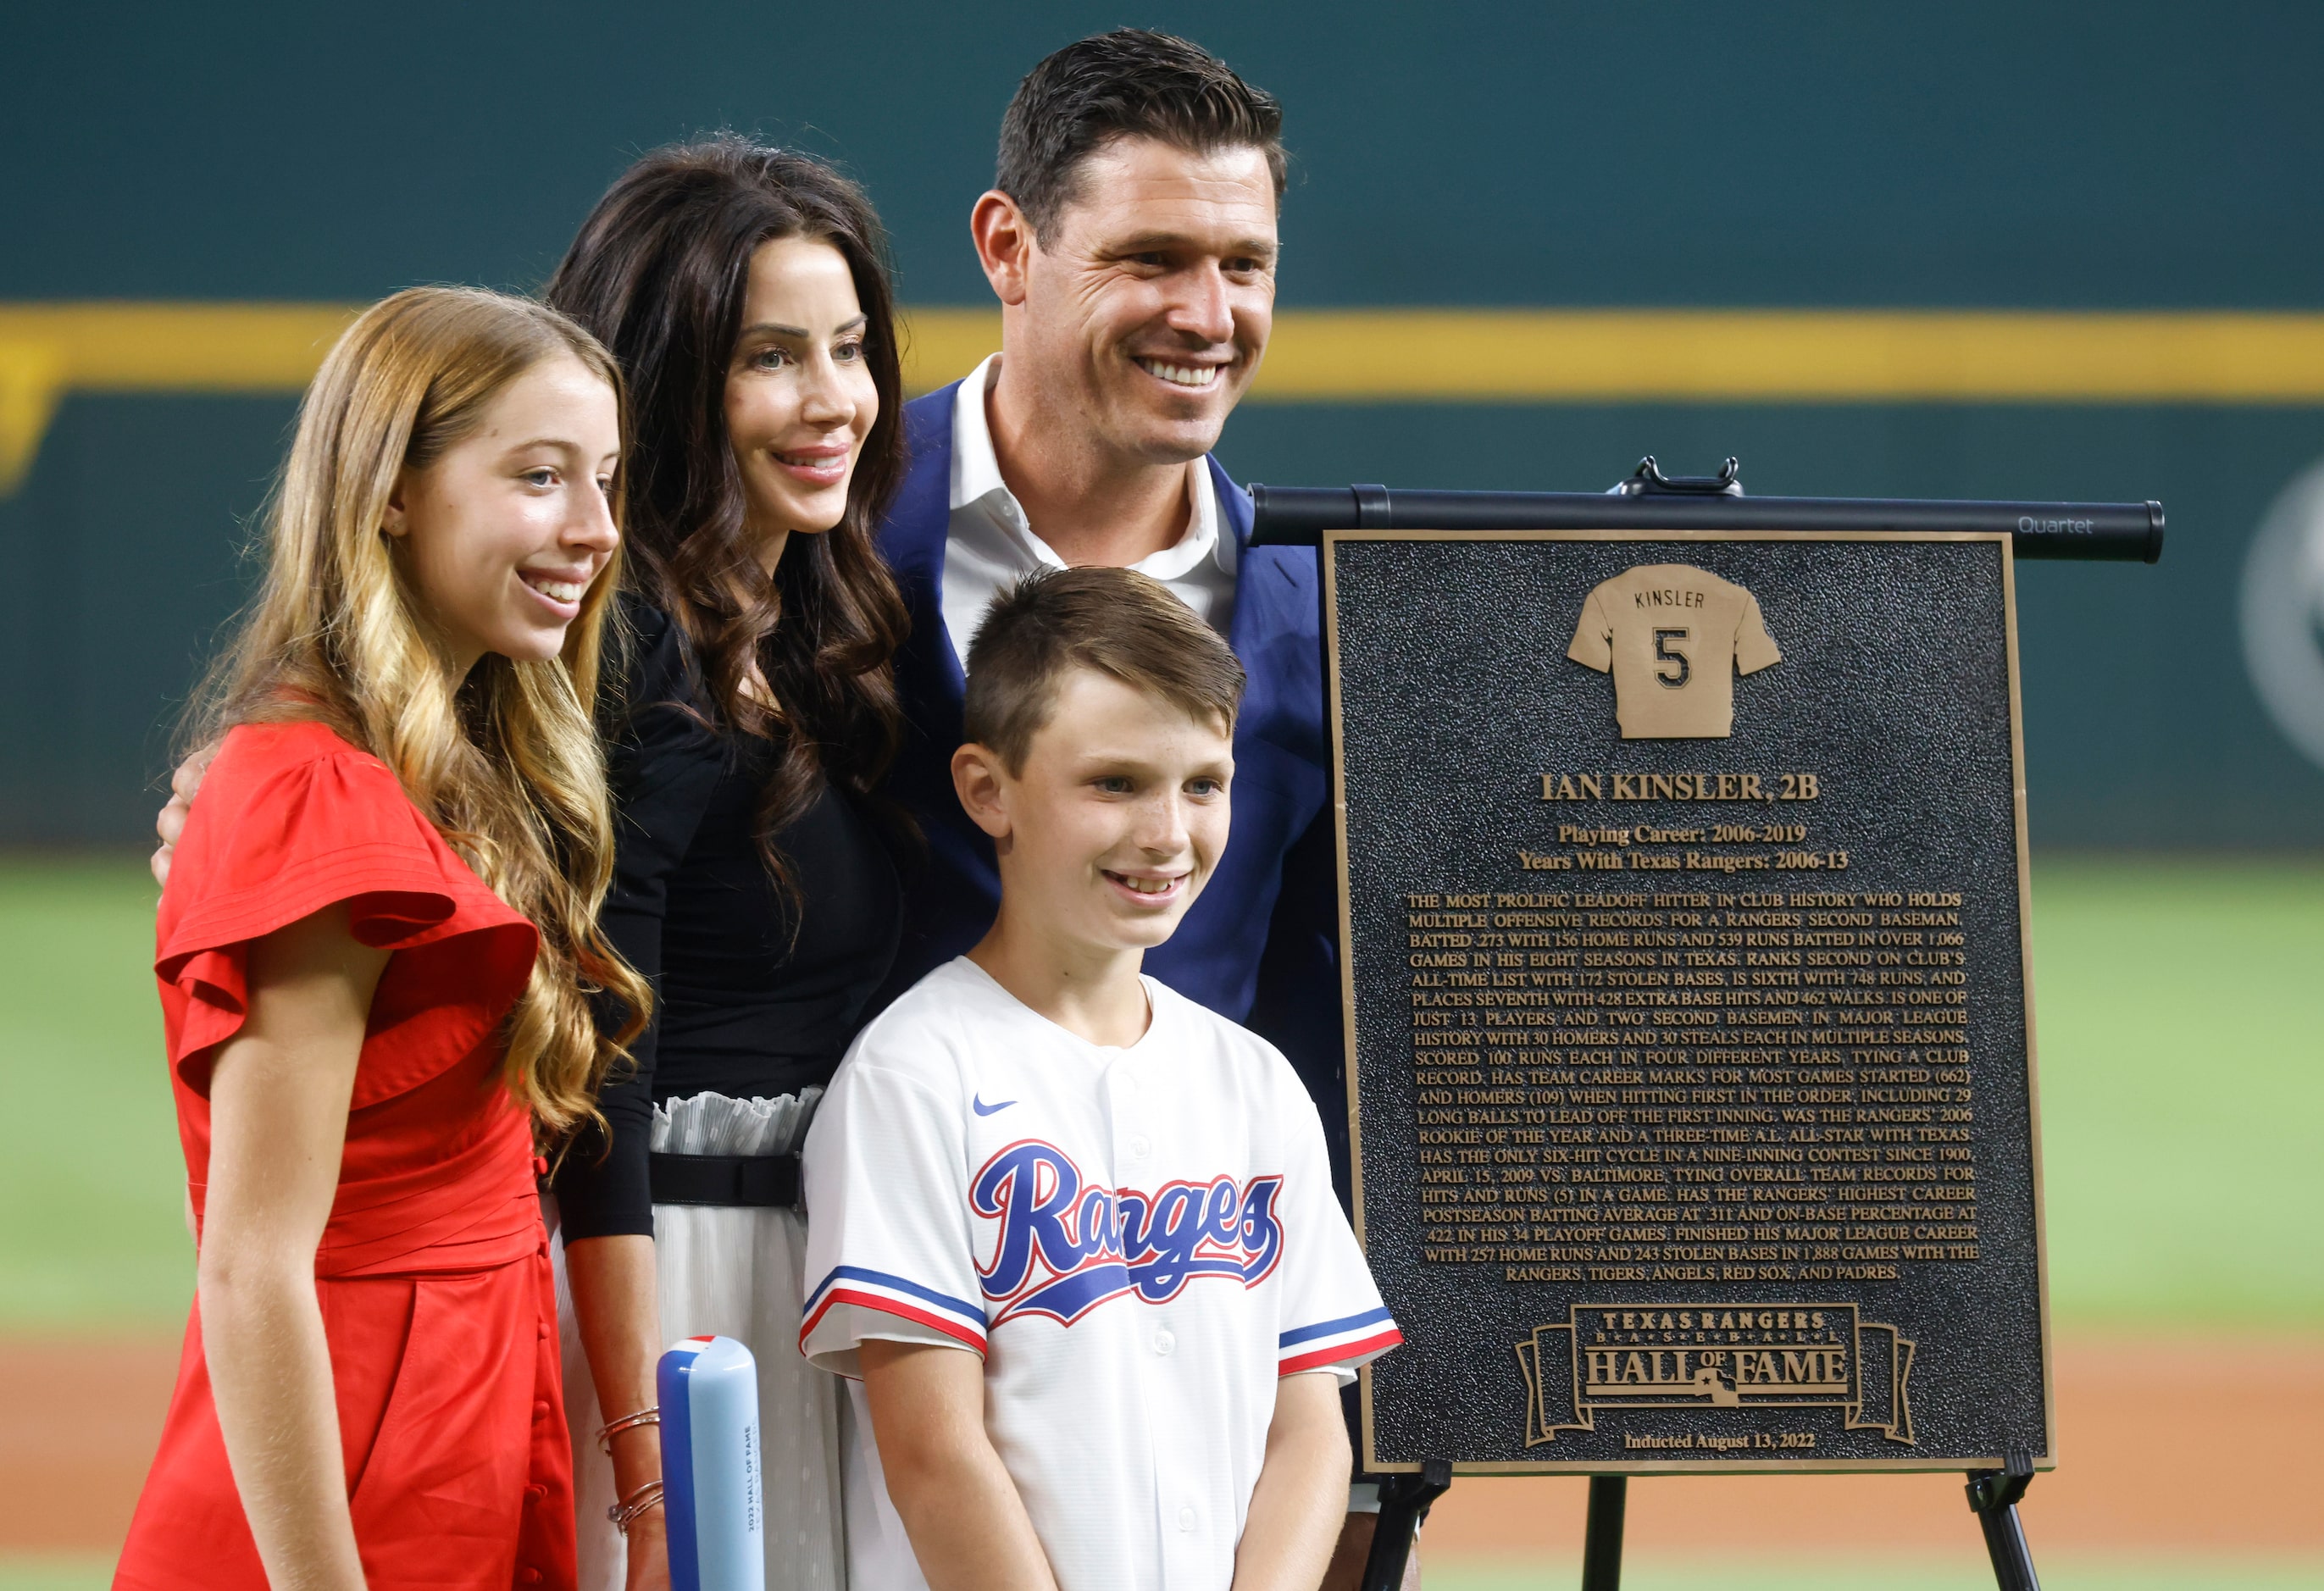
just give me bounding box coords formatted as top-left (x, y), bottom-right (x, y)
top-left (1247, 309), bottom-right (2324, 403)
top-left (10, 302), bottom-right (2324, 492)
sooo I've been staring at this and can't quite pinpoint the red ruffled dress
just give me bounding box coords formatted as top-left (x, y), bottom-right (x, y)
top-left (116, 721), bottom-right (577, 1591)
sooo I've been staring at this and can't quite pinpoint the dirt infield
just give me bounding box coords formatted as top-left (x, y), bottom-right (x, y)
top-left (0, 1331), bottom-right (183, 1552)
top-left (2, 1333), bottom-right (2316, 1557)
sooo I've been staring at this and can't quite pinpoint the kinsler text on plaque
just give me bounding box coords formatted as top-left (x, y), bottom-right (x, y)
top-left (1329, 530), bottom-right (2051, 1473)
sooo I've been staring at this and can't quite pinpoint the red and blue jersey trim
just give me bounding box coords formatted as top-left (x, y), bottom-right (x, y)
top-left (800, 1265), bottom-right (990, 1355)
top-left (1277, 1306), bottom-right (1402, 1375)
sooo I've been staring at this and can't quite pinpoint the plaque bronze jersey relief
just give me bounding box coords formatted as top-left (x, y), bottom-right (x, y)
top-left (1326, 529), bottom-right (2052, 1476)
top-left (1565, 562), bottom-right (1783, 739)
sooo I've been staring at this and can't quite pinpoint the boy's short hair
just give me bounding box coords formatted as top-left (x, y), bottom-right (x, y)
top-left (963, 567), bottom-right (1245, 773)
top-left (996, 28), bottom-right (1286, 243)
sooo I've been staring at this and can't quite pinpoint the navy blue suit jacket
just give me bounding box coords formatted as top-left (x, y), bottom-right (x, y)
top-left (874, 382), bottom-right (1350, 1188)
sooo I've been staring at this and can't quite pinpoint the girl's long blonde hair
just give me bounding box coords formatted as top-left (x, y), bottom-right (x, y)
top-left (189, 285), bottom-right (649, 1138)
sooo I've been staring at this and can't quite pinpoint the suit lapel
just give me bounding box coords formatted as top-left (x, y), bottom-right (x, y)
top-left (1213, 456), bottom-right (1267, 662)
top-left (885, 385), bottom-right (968, 703)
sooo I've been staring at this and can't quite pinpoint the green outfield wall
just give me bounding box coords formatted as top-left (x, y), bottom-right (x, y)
top-left (5, 0), bottom-right (2323, 845)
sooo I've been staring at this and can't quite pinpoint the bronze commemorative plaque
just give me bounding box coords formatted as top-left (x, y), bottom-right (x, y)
top-left (1329, 530), bottom-right (2053, 1473)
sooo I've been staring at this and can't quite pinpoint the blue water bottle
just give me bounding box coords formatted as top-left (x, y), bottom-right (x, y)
top-left (657, 1334), bottom-right (764, 1591)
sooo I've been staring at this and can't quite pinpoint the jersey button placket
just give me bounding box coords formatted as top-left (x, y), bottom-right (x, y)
top-left (1110, 1061), bottom-right (1150, 1170)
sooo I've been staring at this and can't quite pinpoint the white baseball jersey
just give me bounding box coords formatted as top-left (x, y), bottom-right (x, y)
top-left (800, 957), bottom-right (1400, 1591)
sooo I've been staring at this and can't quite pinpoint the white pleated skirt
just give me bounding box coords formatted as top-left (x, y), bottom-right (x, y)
top-left (551, 1090), bottom-right (845, 1591)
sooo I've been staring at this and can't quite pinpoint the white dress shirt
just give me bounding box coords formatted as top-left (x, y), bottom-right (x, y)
top-left (941, 353), bottom-right (1236, 662)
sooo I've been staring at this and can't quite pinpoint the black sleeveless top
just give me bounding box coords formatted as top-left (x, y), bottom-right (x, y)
top-left (552, 601), bottom-right (901, 1240)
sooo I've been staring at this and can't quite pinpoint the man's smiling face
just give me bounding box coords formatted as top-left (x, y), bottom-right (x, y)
top-left (1012, 136), bottom-right (1277, 468)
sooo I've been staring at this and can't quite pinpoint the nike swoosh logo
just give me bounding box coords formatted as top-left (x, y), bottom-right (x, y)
top-left (972, 1095), bottom-right (1018, 1116)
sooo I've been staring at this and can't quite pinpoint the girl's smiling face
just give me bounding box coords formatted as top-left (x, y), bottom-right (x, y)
top-left (385, 352), bottom-right (622, 675)
top-left (724, 235), bottom-right (878, 569)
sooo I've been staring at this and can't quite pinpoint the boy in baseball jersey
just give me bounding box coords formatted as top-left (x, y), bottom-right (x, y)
top-left (801, 568), bottom-right (1399, 1591)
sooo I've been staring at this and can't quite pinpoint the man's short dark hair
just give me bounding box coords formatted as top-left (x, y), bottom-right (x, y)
top-left (963, 567), bottom-right (1245, 773)
top-left (996, 28), bottom-right (1285, 241)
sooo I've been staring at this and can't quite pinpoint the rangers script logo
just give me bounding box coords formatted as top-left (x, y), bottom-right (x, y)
top-left (973, 1140), bottom-right (1286, 1326)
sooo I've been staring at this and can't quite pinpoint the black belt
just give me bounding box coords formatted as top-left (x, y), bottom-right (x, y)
top-left (648, 1150), bottom-right (801, 1209)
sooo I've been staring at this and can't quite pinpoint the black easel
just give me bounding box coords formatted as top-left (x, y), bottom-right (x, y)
top-left (1357, 1461), bottom-right (1450, 1591)
top-left (1359, 1465), bottom-right (2041, 1591)
top-left (1354, 1472), bottom-right (1640, 1591)
top-left (1967, 1452), bottom-right (2043, 1591)
top-left (1578, 1477), bottom-right (1626, 1590)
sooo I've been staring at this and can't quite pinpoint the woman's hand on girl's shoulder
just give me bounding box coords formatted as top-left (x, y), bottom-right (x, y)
top-left (150, 740), bottom-right (220, 890)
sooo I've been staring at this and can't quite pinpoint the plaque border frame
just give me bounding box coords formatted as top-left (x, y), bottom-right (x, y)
top-left (1323, 528), bottom-right (2054, 1475)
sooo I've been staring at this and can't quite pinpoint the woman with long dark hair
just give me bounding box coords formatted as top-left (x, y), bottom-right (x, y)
top-left (542, 140), bottom-right (912, 1591)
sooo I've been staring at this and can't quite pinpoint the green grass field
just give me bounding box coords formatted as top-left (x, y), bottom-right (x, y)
top-left (0, 858), bottom-right (191, 1331)
top-left (2, 854), bottom-right (2319, 1590)
top-left (2023, 858), bottom-right (2324, 1327)
top-left (4, 851), bottom-right (2319, 1333)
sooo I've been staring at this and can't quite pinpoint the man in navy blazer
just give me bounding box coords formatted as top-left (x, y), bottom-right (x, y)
top-left (872, 31), bottom-right (1351, 1192)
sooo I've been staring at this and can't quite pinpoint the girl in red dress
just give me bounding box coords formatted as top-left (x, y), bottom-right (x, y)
top-left (116, 287), bottom-right (651, 1591)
